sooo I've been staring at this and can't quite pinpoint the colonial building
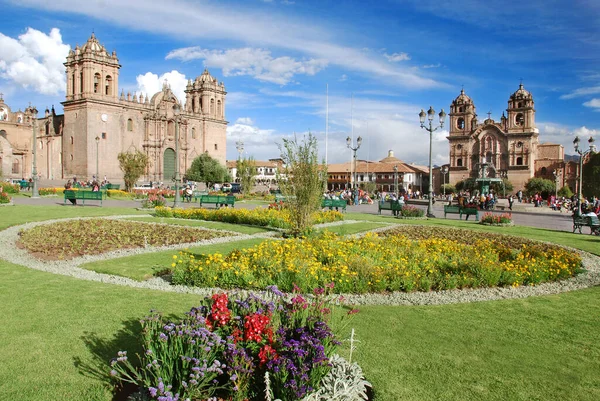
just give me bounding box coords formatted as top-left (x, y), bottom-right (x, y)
top-left (0, 33), bottom-right (227, 183)
top-left (447, 84), bottom-right (566, 192)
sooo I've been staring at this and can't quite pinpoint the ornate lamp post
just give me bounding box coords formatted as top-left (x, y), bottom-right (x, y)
top-left (441, 165), bottom-right (449, 198)
top-left (573, 135), bottom-right (596, 215)
top-left (95, 136), bottom-right (100, 180)
top-left (346, 135), bottom-right (362, 205)
top-left (419, 106), bottom-right (446, 217)
top-left (31, 106), bottom-right (39, 198)
top-left (173, 103), bottom-right (182, 208)
top-left (552, 169), bottom-right (561, 199)
top-left (393, 165), bottom-right (398, 195)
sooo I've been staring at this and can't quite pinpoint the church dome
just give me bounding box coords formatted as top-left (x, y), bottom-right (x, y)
top-left (197, 68), bottom-right (216, 83)
top-left (80, 33), bottom-right (108, 56)
top-left (452, 89), bottom-right (473, 106)
top-left (510, 83), bottom-right (532, 100)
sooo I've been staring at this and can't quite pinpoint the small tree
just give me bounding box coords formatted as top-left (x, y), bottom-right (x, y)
top-left (277, 133), bottom-right (327, 237)
top-left (236, 156), bottom-right (257, 195)
top-left (441, 184), bottom-right (456, 195)
top-left (118, 150), bottom-right (150, 192)
top-left (582, 152), bottom-right (600, 199)
top-left (557, 185), bottom-right (573, 198)
top-left (524, 177), bottom-right (555, 199)
top-left (185, 153), bottom-right (229, 189)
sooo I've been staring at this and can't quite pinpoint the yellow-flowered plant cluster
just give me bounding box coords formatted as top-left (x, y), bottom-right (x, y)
top-left (154, 206), bottom-right (343, 229)
top-left (171, 230), bottom-right (582, 293)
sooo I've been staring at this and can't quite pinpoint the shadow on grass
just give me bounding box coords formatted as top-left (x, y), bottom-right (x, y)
top-left (75, 313), bottom-right (180, 401)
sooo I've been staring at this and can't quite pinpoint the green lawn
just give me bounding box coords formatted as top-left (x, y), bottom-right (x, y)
top-left (81, 238), bottom-right (267, 280)
top-left (1, 205), bottom-right (600, 400)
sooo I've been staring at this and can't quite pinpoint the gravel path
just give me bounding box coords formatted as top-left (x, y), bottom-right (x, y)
top-left (1, 216), bottom-right (599, 305)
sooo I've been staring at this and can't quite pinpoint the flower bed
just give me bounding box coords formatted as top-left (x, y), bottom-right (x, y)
top-left (1, 183), bottom-right (20, 194)
top-left (110, 287), bottom-right (364, 401)
top-left (17, 219), bottom-right (234, 260)
top-left (399, 205), bottom-right (424, 218)
top-left (141, 193), bottom-right (166, 208)
top-left (0, 190), bottom-right (11, 204)
top-left (154, 206), bottom-right (343, 229)
top-left (480, 212), bottom-right (513, 226)
top-left (171, 228), bottom-right (582, 293)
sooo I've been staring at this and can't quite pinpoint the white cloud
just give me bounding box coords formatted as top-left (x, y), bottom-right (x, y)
top-left (384, 52), bottom-right (411, 62)
top-left (339, 74), bottom-right (347, 81)
top-left (166, 47), bottom-right (328, 85)
top-left (583, 98), bottom-right (600, 110)
top-left (422, 63), bottom-right (441, 69)
top-left (135, 70), bottom-right (188, 103)
top-left (0, 27), bottom-right (70, 95)
top-left (560, 86), bottom-right (600, 99)
top-left (226, 121), bottom-right (282, 161)
top-left (235, 117), bottom-right (254, 125)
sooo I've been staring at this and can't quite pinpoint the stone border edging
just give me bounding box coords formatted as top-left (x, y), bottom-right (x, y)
top-left (0, 216), bottom-right (598, 306)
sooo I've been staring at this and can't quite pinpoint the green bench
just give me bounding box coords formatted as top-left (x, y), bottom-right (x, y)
top-left (572, 214), bottom-right (600, 235)
top-left (275, 194), bottom-right (296, 203)
top-left (444, 205), bottom-right (479, 220)
top-left (101, 183), bottom-right (120, 190)
top-left (192, 190), bottom-right (209, 202)
top-left (19, 180), bottom-right (31, 190)
top-left (199, 195), bottom-right (235, 208)
top-left (63, 189), bottom-right (104, 205)
top-left (321, 198), bottom-right (347, 212)
top-left (378, 200), bottom-right (404, 215)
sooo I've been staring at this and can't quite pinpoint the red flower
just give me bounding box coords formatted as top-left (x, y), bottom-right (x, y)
top-left (258, 344), bottom-right (277, 365)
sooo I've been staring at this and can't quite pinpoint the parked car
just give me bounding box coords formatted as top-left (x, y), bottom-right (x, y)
top-left (133, 182), bottom-right (154, 190)
top-left (231, 183), bottom-right (241, 193)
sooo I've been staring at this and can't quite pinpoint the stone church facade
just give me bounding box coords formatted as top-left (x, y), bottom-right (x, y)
top-left (446, 84), bottom-right (566, 192)
top-left (0, 33), bottom-right (227, 183)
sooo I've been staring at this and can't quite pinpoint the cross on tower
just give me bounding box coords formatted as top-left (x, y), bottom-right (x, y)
top-left (487, 110), bottom-right (492, 119)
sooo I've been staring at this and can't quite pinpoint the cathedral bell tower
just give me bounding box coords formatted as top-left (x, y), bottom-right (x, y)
top-left (506, 83), bottom-right (535, 133)
top-left (449, 89), bottom-right (477, 135)
top-left (64, 33), bottom-right (121, 102)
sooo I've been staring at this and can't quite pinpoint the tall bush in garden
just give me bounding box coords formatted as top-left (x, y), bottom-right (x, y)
top-left (278, 133), bottom-right (327, 237)
top-left (118, 150), bottom-right (150, 192)
top-left (582, 152), bottom-right (600, 199)
top-left (557, 185), bottom-right (573, 198)
top-left (237, 156), bottom-right (257, 195)
top-left (185, 153), bottom-right (230, 188)
top-left (524, 177), bottom-right (554, 199)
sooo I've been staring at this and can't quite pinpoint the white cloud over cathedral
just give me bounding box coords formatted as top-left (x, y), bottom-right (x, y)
top-left (166, 47), bottom-right (328, 85)
top-left (0, 28), bottom-right (70, 95)
top-left (135, 70), bottom-right (188, 104)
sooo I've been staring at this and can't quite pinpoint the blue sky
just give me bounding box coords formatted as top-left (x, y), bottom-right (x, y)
top-left (1, 0), bottom-right (599, 166)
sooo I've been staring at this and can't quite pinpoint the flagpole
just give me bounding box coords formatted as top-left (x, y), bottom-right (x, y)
top-left (325, 84), bottom-right (328, 166)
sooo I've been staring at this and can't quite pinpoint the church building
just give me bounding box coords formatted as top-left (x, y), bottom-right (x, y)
top-left (446, 84), bottom-right (566, 192)
top-left (0, 33), bottom-right (227, 183)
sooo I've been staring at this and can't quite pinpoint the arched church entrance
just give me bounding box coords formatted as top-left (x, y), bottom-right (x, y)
top-left (163, 148), bottom-right (176, 182)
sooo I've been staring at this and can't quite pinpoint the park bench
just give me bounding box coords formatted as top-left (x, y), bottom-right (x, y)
top-left (378, 200), bottom-right (403, 215)
top-left (572, 214), bottom-right (600, 235)
top-left (63, 189), bottom-right (104, 206)
top-left (322, 198), bottom-right (347, 212)
top-left (19, 180), bottom-right (31, 190)
top-left (192, 190), bottom-right (209, 202)
top-left (444, 205), bottom-right (479, 220)
top-left (199, 195), bottom-right (235, 208)
top-left (275, 194), bottom-right (297, 203)
top-left (101, 183), bottom-right (120, 190)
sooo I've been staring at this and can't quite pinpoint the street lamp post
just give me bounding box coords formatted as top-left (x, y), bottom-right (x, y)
top-left (173, 104), bottom-right (182, 208)
top-left (95, 136), bottom-right (100, 180)
top-left (419, 106), bottom-right (446, 217)
top-left (31, 107), bottom-right (39, 198)
top-left (393, 165), bottom-right (398, 196)
top-left (441, 165), bottom-right (449, 199)
top-left (573, 135), bottom-right (596, 215)
top-left (552, 169), bottom-right (560, 199)
top-left (346, 135), bottom-right (362, 205)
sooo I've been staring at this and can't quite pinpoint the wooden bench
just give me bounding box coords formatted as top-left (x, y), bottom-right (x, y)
top-left (63, 189), bottom-right (104, 206)
top-left (275, 194), bottom-right (297, 203)
top-left (444, 205), bottom-right (479, 220)
top-left (199, 195), bottom-right (235, 208)
top-left (322, 198), bottom-right (347, 212)
top-left (192, 190), bottom-right (209, 202)
top-left (573, 214), bottom-right (600, 235)
top-left (378, 200), bottom-right (403, 215)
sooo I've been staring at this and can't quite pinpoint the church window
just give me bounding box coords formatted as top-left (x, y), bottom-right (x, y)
top-left (214, 143), bottom-right (218, 150)
top-left (71, 73), bottom-right (75, 95)
top-left (486, 151), bottom-right (493, 163)
top-left (12, 159), bottom-right (19, 174)
top-left (105, 75), bottom-right (112, 95)
top-left (516, 157), bottom-right (523, 166)
top-left (102, 132), bottom-right (106, 139)
top-left (515, 113), bottom-right (524, 126)
top-left (210, 99), bottom-right (215, 115)
top-left (517, 141), bottom-right (523, 148)
top-left (192, 127), bottom-right (196, 139)
top-left (457, 118), bottom-right (465, 129)
top-left (94, 73), bottom-right (101, 93)
top-left (192, 98), bottom-right (195, 113)
top-left (458, 106), bottom-right (464, 112)
top-left (127, 118), bottom-right (133, 131)
top-left (80, 72), bottom-right (84, 93)
top-left (541, 167), bottom-right (547, 175)
top-left (518, 102), bottom-right (523, 108)
top-left (217, 100), bottom-right (222, 117)
top-left (17, 115), bottom-right (22, 123)
top-left (457, 144), bottom-right (462, 150)
top-left (70, 136), bottom-right (74, 145)
top-left (45, 124), bottom-right (49, 136)
top-left (457, 158), bottom-right (463, 167)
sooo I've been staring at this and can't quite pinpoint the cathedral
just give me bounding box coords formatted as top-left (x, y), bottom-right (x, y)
top-left (446, 84), bottom-right (567, 192)
top-left (0, 33), bottom-right (227, 183)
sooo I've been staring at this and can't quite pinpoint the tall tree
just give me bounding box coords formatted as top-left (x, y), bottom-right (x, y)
top-left (236, 156), bottom-right (257, 195)
top-left (524, 177), bottom-right (555, 199)
top-left (118, 150), bottom-right (150, 192)
top-left (582, 152), bottom-right (600, 199)
top-left (185, 153), bottom-right (229, 188)
top-left (277, 133), bottom-right (327, 237)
